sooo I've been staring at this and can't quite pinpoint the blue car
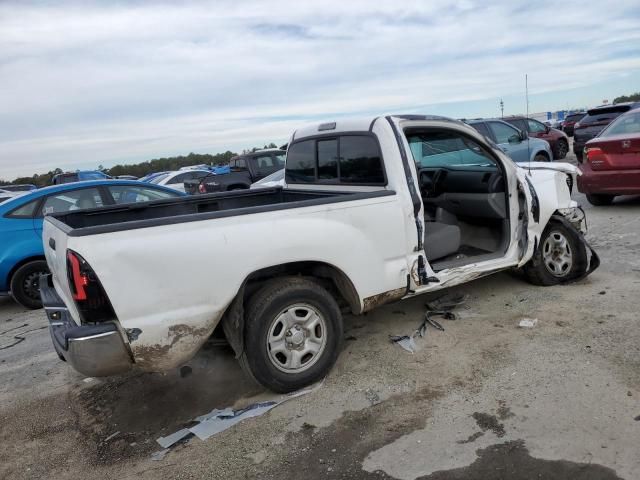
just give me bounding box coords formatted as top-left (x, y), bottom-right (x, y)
top-left (0, 180), bottom-right (185, 309)
top-left (465, 119), bottom-right (554, 163)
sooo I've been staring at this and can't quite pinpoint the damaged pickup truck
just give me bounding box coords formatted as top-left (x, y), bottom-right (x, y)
top-left (41, 115), bottom-right (598, 392)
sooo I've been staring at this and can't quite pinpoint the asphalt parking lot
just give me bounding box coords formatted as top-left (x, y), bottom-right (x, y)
top-left (1, 148), bottom-right (639, 479)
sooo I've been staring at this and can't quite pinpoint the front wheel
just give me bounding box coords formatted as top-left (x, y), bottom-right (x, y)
top-left (10, 260), bottom-right (49, 309)
top-left (240, 277), bottom-right (343, 393)
top-left (586, 194), bottom-right (614, 206)
top-left (523, 221), bottom-right (587, 286)
top-left (534, 152), bottom-right (550, 162)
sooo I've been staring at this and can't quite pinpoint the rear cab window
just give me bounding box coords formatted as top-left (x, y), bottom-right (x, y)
top-left (286, 134), bottom-right (385, 185)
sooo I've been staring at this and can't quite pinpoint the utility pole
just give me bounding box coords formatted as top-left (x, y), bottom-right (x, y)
top-left (499, 98), bottom-right (504, 118)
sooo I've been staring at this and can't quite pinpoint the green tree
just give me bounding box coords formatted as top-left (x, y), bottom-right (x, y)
top-left (613, 92), bottom-right (640, 104)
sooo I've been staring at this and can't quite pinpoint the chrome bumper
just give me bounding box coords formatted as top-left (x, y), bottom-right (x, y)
top-left (41, 274), bottom-right (132, 377)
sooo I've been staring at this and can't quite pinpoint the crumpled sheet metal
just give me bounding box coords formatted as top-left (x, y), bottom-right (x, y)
top-left (153, 381), bottom-right (322, 455)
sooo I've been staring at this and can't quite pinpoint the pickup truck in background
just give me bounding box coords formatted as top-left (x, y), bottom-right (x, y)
top-left (41, 115), bottom-right (597, 392)
top-left (184, 149), bottom-right (285, 194)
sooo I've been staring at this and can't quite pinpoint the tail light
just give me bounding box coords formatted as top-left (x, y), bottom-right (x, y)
top-left (66, 250), bottom-right (116, 323)
top-left (585, 147), bottom-right (605, 163)
top-left (198, 183), bottom-right (206, 194)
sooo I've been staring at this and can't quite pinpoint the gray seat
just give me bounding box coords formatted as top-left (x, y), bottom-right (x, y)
top-left (424, 222), bottom-right (461, 261)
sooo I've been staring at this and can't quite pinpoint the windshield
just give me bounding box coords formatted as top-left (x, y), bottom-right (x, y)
top-left (407, 131), bottom-right (497, 169)
top-left (599, 111), bottom-right (640, 137)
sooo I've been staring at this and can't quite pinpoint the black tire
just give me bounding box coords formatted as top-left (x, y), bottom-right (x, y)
top-left (239, 277), bottom-right (343, 393)
top-left (586, 194), bottom-right (615, 206)
top-left (534, 152), bottom-right (550, 162)
top-left (554, 139), bottom-right (568, 160)
top-left (10, 260), bottom-right (49, 309)
top-left (523, 221), bottom-right (587, 286)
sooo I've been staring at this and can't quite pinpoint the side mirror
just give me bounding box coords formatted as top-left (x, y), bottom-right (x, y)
top-left (508, 133), bottom-right (522, 144)
top-left (545, 125), bottom-right (551, 133)
top-left (419, 171), bottom-right (434, 190)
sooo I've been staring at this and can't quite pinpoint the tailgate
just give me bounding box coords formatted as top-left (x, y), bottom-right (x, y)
top-left (43, 217), bottom-right (78, 318)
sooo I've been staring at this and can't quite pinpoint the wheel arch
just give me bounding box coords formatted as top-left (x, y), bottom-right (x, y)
top-left (6, 255), bottom-right (47, 289)
top-left (218, 261), bottom-right (361, 359)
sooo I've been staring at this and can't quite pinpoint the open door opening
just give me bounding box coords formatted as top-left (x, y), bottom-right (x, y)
top-left (405, 127), bottom-right (510, 272)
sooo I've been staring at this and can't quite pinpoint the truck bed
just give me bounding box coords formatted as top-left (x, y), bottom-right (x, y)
top-left (47, 186), bottom-right (393, 236)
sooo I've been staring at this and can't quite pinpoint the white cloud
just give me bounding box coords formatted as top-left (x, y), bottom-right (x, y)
top-left (0, 0), bottom-right (639, 178)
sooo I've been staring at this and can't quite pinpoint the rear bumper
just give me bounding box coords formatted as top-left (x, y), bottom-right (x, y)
top-left (41, 274), bottom-right (132, 377)
top-left (577, 167), bottom-right (640, 195)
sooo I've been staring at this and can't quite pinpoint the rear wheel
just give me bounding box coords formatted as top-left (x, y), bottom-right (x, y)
top-left (554, 139), bottom-right (568, 159)
top-left (239, 277), bottom-right (343, 393)
top-left (10, 260), bottom-right (49, 309)
top-left (586, 194), bottom-right (614, 206)
top-left (534, 152), bottom-right (550, 162)
top-left (524, 221), bottom-right (587, 286)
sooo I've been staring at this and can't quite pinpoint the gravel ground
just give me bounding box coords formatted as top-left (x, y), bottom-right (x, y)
top-left (1, 146), bottom-right (639, 479)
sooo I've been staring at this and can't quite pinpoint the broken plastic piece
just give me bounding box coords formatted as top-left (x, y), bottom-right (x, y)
top-left (156, 428), bottom-right (193, 449)
top-left (389, 335), bottom-right (417, 353)
top-left (190, 402), bottom-right (277, 440)
top-left (151, 449), bottom-right (170, 461)
top-left (518, 318), bottom-right (538, 328)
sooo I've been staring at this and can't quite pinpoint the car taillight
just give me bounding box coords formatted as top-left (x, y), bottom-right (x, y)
top-left (585, 147), bottom-right (604, 163)
top-left (66, 249), bottom-right (116, 323)
top-left (198, 183), bottom-right (206, 193)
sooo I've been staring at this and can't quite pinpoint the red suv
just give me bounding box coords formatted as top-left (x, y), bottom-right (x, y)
top-left (504, 116), bottom-right (569, 160)
top-left (577, 107), bottom-right (640, 205)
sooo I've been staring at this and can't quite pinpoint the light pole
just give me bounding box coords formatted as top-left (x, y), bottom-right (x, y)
top-left (499, 98), bottom-right (504, 119)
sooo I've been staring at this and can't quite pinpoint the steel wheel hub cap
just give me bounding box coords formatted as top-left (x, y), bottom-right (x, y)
top-left (267, 303), bottom-right (327, 373)
top-left (542, 231), bottom-right (573, 277)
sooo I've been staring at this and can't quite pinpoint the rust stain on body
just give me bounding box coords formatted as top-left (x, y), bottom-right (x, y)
top-left (362, 287), bottom-right (406, 312)
top-left (131, 324), bottom-right (212, 371)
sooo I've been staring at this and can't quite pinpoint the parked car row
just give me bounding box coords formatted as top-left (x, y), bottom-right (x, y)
top-left (573, 102), bottom-right (640, 162)
top-left (462, 118), bottom-right (556, 161)
top-left (184, 149), bottom-right (285, 194)
top-left (577, 106), bottom-right (640, 205)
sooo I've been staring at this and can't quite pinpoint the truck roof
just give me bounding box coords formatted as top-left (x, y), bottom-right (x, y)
top-left (292, 115), bottom-right (464, 141)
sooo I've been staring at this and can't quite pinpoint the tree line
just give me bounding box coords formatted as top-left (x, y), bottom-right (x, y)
top-left (1, 143), bottom-right (280, 187)
top-left (613, 92), bottom-right (640, 104)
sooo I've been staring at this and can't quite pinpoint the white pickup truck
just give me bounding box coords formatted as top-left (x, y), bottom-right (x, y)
top-left (41, 115), bottom-right (598, 392)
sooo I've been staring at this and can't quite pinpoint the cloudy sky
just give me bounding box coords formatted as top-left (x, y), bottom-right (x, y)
top-left (1, 1), bottom-right (639, 179)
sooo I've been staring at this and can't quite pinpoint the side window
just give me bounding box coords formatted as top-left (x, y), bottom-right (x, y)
top-left (317, 139), bottom-right (338, 180)
top-left (107, 185), bottom-right (178, 204)
top-left (286, 140), bottom-right (315, 183)
top-left (236, 158), bottom-right (246, 169)
top-left (488, 121), bottom-right (519, 144)
top-left (286, 136), bottom-right (385, 185)
top-left (339, 136), bottom-right (384, 184)
top-left (407, 130), bottom-right (497, 169)
top-left (527, 119), bottom-right (547, 133)
top-left (272, 153), bottom-right (286, 167)
top-left (6, 199), bottom-right (40, 218)
top-left (40, 188), bottom-right (103, 216)
top-left (254, 155), bottom-right (275, 173)
top-left (470, 122), bottom-right (491, 139)
top-left (167, 173), bottom-right (187, 185)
